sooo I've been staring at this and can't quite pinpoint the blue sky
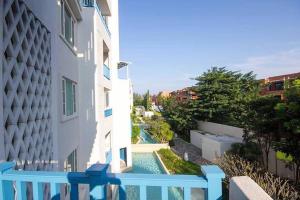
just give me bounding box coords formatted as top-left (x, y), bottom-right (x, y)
top-left (119, 0), bottom-right (300, 94)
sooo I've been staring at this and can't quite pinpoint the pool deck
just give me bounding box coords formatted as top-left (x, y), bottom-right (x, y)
top-left (171, 138), bottom-right (211, 165)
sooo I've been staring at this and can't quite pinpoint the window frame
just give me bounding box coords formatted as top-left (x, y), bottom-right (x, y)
top-left (62, 77), bottom-right (78, 121)
top-left (105, 131), bottom-right (112, 158)
top-left (60, 0), bottom-right (76, 47)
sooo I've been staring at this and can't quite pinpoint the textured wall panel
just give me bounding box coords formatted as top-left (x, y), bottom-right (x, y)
top-left (2, 0), bottom-right (52, 171)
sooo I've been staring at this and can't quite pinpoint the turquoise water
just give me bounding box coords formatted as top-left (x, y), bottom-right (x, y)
top-left (139, 128), bottom-right (157, 144)
top-left (126, 153), bottom-right (184, 200)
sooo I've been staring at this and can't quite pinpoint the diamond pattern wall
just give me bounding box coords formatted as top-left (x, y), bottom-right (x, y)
top-left (2, 0), bottom-right (52, 171)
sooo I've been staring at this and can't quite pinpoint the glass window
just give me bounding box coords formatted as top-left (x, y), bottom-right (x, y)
top-left (105, 92), bottom-right (110, 108)
top-left (62, 78), bottom-right (77, 116)
top-left (61, 0), bottom-right (75, 46)
top-left (105, 132), bottom-right (111, 156)
top-left (64, 149), bottom-right (77, 172)
top-left (275, 81), bottom-right (284, 91)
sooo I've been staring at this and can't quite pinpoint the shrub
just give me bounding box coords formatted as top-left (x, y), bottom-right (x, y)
top-left (146, 117), bottom-right (174, 143)
top-left (228, 142), bottom-right (262, 162)
top-left (131, 125), bottom-right (140, 144)
top-left (218, 154), bottom-right (300, 200)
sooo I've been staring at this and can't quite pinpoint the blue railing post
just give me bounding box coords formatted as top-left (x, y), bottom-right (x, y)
top-left (201, 165), bottom-right (225, 200)
top-left (86, 164), bottom-right (109, 200)
top-left (0, 162), bottom-right (15, 200)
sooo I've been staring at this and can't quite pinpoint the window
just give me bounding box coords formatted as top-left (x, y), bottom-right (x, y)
top-left (64, 149), bottom-right (77, 172)
top-left (275, 81), bottom-right (284, 91)
top-left (61, 0), bottom-right (75, 46)
top-left (62, 78), bottom-right (77, 116)
top-left (105, 90), bottom-right (110, 108)
top-left (105, 132), bottom-right (111, 157)
top-left (63, 149), bottom-right (77, 198)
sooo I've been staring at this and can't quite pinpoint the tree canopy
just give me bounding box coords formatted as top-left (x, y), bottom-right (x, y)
top-left (194, 67), bottom-right (259, 126)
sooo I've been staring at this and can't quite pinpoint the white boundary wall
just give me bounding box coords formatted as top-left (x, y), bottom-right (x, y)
top-left (230, 176), bottom-right (272, 200)
top-left (197, 121), bottom-right (244, 139)
top-left (131, 144), bottom-right (169, 153)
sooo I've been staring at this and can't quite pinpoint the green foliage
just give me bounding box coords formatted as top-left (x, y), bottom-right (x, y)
top-left (131, 125), bottom-right (140, 144)
top-left (146, 116), bottom-right (174, 143)
top-left (194, 67), bottom-right (259, 126)
top-left (228, 142), bottom-right (262, 162)
top-left (134, 91), bottom-right (152, 111)
top-left (243, 95), bottom-right (281, 170)
top-left (157, 149), bottom-right (200, 175)
top-left (133, 93), bottom-right (144, 106)
top-left (276, 151), bottom-right (293, 162)
top-left (218, 154), bottom-right (300, 199)
top-left (161, 97), bottom-right (197, 138)
top-left (273, 78), bottom-right (300, 183)
top-left (143, 90), bottom-right (152, 111)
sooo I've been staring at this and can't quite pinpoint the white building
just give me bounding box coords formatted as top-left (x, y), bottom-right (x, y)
top-left (0, 0), bottom-right (132, 176)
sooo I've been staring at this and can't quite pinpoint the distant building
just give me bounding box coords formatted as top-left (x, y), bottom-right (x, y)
top-left (158, 91), bottom-right (171, 98)
top-left (170, 87), bottom-right (198, 101)
top-left (260, 72), bottom-right (300, 99)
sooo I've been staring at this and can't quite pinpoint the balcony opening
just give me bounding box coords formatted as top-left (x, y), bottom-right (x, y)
top-left (103, 42), bottom-right (110, 80)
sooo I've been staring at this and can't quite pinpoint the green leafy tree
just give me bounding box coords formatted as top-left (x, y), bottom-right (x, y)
top-left (143, 90), bottom-right (152, 111)
top-left (243, 95), bottom-right (281, 170)
top-left (194, 67), bottom-right (259, 126)
top-left (161, 97), bottom-right (197, 140)
top-left (133, 93), bottom-right (144, 106)
top-left (274, 78), bottom-right (300, 184)
top-left (147, 116), bottom-right (174, 143)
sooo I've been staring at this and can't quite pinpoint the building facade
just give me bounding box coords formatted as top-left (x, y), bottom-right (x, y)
top-left (170, 87), bottom-right (198, 102)
top-left (0, 0), bottom-right (132, 178)
top-left (260, 72), bottom-right (300, 99)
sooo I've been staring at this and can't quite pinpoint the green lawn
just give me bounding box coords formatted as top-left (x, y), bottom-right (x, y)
top-left (157, 149), bottom-right (201, 175)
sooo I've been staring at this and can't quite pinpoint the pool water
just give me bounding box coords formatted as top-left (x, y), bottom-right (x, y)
top-left (126, 153), bottom-right (184, 200)
top-left (139, 128), bottom-right (157, 144)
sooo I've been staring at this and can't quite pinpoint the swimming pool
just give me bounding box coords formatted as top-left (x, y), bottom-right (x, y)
top-left (139, 128), bottom-right (157, 144)
top-left (126, 153), bottom-right (184, 200)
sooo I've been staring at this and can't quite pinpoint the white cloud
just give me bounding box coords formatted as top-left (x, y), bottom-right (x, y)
top-left (232, 49), bottom-right (300, 78)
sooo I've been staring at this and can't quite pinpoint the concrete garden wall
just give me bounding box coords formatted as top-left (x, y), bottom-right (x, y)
top-left (131, 144), bottom-right (170, 152)
top-left (229, 176), bottom-right (272, 200)
top-left (197, 121), bottom-right (244, 139)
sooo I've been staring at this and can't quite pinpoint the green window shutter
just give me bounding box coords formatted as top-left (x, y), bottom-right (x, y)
top-left (66, 79), bottom-right (74, 116)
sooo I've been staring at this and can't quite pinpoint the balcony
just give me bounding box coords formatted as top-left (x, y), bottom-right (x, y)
top-left (104, 108), bottom-right (112, 117)
top-left (0, 162), bottom-right (225, 200)
top-left (103, 64), bottom-right (111, 80)
top-left (81, 0), bottom-right (111, 36)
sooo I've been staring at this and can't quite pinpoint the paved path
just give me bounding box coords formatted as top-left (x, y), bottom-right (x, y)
top-left (171, 138), bottom-right (211, 165)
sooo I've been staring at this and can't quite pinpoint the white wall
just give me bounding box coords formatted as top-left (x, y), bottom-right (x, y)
top-left (1, 0), bottom-right (130, 175)
top-left (197, 121), bottom-right (244, 139)
top-left (229, 176), bottom-right (272, 200)
top-left (190, 130), bottom-right (242, 162)
top-left (112, 79), bottom-right (133, 171)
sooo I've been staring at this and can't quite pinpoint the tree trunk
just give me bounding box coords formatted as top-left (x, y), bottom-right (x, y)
top-left (296, 164), bottom-right (300, 185)
top-left (265, 149), bottom-right (269, 171)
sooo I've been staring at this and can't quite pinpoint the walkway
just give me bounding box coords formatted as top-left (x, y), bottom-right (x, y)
top-left (171, 138), bottom-right (211, 165)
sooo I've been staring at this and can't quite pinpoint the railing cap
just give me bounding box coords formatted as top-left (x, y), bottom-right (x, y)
top-left (85, 164), bottom-right (109, 176)
top-left (0, 162), bottom-right (16, 174)
top-left (201, 165), bottom-right (225, 179)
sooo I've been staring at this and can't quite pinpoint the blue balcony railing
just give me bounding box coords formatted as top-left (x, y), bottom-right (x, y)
top-left (103, 64), bottom-right (111, 80)
top-left (0, 162), bottom-right (225, 200)
top-left (81, 0), bottom-right (111, 36)
top-left (104, 108), bottom-right (112, 117)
